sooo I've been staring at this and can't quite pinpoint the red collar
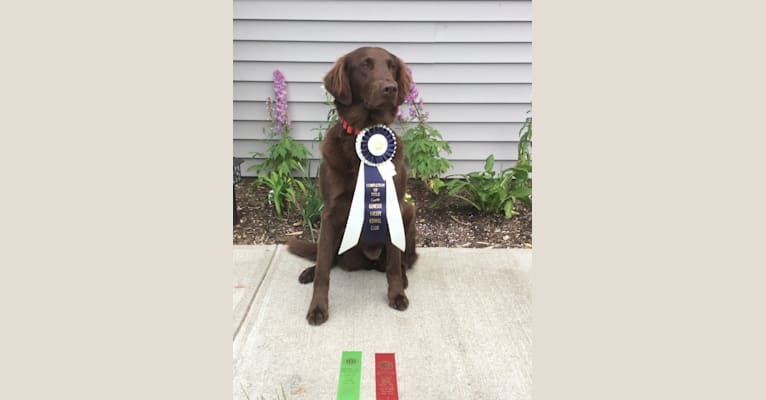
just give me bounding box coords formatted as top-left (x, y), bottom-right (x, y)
top-left (340, 117), bottom-right (361, 136)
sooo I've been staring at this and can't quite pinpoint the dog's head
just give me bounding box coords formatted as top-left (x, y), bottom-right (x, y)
top-left (323, 47), bottom-right (411, 110)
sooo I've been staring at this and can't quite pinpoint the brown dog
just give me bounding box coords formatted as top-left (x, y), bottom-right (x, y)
top-left (287, 47), bottom-right (419, 325)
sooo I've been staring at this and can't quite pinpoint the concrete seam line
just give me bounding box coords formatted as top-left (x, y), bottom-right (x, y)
top-left (233, 244), bottom-right (280, 340)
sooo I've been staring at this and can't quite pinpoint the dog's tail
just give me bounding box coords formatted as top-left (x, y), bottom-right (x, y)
top-left (286, 239), bottom-right (318, 261)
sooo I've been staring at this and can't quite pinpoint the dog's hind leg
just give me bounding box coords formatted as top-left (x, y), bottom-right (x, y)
top-left (298, 265), bottom-right (316, 284)
top-left (299, 253), bottom-right (342, 284)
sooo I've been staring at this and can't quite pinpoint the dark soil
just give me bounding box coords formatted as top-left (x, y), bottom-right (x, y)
top-left (233, 178), bottom-right (532, 248)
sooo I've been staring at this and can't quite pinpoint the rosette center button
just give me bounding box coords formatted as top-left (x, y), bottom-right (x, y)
top-left (368, 134), bottom-right (388, 156)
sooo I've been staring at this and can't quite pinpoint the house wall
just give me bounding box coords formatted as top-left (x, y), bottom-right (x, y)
top-left (233, 0), bottom-right (532, 177)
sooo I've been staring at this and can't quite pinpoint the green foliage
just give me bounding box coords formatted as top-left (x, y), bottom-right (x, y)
top-left (248, 134), bottom-right (311, 218)
top-left (248, 134), bottom-right (311, 177)
top-left (517, 116), bottom-right (532, 168)
top-left (257, 86), bottom-right (332, 235)
top-left (256, 171), bottom-right (304, 218)
top-left (401, 123), bottom-right (452, 188)
top-left (514, 116), bottom-right (533, 207)
top-left (246, 79), bottom-right (312, 218)
top-left (433, 155), bottom-right (529, 218)
top-left (295, 178), bottom-right (324, 242)
top-left (432, 116), bottom-right (532, 218)
top-left (397, 70), bottom-right (452, 190)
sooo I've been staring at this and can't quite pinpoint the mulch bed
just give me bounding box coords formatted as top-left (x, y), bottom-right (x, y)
top-left (233, 178), bottom-right (532, 248)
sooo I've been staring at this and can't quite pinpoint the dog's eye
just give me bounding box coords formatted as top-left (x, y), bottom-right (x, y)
top-left (387, 60), bottom-right (397, 71)
top-left (360, 58), bottom-right (373, 70)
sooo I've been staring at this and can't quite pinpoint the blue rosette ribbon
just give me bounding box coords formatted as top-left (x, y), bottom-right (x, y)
top-left (338, 125), bottom-right (406, 254)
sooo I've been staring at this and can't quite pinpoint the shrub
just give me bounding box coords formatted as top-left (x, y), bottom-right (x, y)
top-left (251, 134), bottom-right (310, 178)
top-left (247, 70), bottom-right (312, 217)
top-left (397, 68), bottom-right (452, 189)
top-left (402, 123), bottom-right (452, 189)
top-left (433, 117), bottom-right (532, 218)
top-left (433, 155), bottom-right (529, 218)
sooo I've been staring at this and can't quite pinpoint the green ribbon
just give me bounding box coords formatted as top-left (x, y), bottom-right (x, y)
top-left (336, 351), bottom-right (362, 400)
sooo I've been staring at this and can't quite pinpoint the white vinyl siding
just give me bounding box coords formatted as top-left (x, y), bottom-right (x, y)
top-left (233, 0), bottom-right (532, 177)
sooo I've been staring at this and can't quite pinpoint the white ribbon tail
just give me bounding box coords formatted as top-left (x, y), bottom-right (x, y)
top-left (379, 162), bottom-right (406, 252)
top-left (338, 160), bottom-right (367, 254)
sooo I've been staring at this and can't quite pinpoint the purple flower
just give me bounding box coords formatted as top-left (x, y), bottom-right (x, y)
top-left (399, 66), bottom-right (430, 123)
top-left (405, 67), bottom-right (419, 105)
top-left (272, 69), bottom-right (289, 131)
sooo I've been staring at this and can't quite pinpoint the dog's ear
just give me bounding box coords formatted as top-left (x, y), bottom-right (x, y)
top-left (323, 55), bottom-right (352, 106)
top-left (395, 57), bottom-right (412, 106)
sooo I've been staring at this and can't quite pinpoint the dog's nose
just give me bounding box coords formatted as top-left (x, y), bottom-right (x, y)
top-left (382, 82), bottom-right (398, 96)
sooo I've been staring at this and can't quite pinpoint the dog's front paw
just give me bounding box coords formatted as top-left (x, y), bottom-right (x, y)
top-left (306, 302), bottom-right (329, 325)
top-left (388, 293), bottom-right (409, 311)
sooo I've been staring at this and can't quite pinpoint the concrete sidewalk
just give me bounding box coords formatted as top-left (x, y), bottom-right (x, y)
top-left (233, 245), bottom-right (532, 400)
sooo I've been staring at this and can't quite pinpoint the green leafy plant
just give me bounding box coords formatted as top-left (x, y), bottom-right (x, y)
top-left (514, 116), bottom-right (533, 207)
top-left (295, 178), bottom-right (324, 242)
top-left (517, 116), bottom-right (532, 168)
top-left (433, 155), bottom-right (529, 218)
top-left (401, 123), bottom-right (452, 188)
top-left (433, 116), bottom-right (532, 218)
top-left (397, 67), bottom-right (452, 190)
top-left (247, 70), bottom-right (312, 218)
top-left (247, 90), bottom-right (311, 178)
top-left (249, 134), bottom-right (310, 177)
top-left (256, 171), bottom-right (304, 218)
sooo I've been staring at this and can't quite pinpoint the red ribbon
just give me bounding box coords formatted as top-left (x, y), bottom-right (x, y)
top-left (375, 353), bottom-right (399, 400)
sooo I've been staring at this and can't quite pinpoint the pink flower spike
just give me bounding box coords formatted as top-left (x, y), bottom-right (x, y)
top-left (404, 66), bottom-right (420, 106)
top-left (272, 69), bottom-right (289, 131)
